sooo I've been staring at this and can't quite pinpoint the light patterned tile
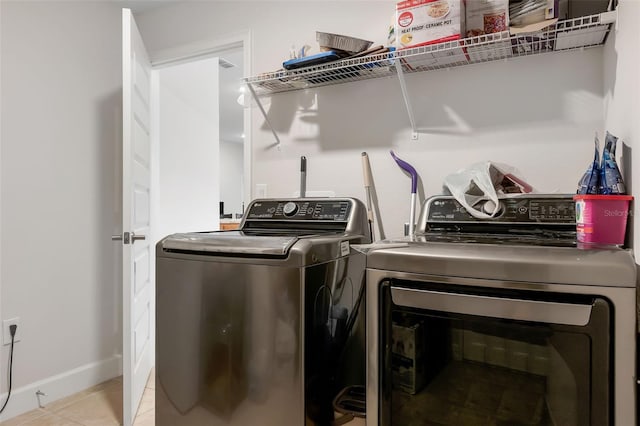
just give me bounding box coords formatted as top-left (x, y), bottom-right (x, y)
top-left (0, 409), bottom-right (47, 426)
top-left (144, 370), bottom-right (154, 390)
top-left (17, 413), bottom-right (82, 426)
top-left (42, 378), bottom-right (121, 413)
top-left (133, 408), bottom-right (154, 426)
top-left (40, 393), bottom-right (90, 415)
top-left (51, 385), bottom-right (122, 426)
top-left (134, 388), bottom-right (154, 417)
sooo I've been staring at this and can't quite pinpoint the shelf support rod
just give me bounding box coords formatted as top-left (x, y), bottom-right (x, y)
top-left (247, 83), bottom-right (281, 147)
top-left (394, 62), bottom-right (418, 140)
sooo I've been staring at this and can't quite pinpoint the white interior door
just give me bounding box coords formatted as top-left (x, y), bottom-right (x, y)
top-left (121, 8), bottom-right (153, 426)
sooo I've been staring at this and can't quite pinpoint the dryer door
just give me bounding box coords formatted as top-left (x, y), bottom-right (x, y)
top-left (378, 280), bottom-right (611, 426)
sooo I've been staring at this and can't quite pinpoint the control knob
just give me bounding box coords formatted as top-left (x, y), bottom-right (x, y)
top-left (282, 202), bottom-right (299, 217)
top-left (482, 200), bottom-right (501, 216)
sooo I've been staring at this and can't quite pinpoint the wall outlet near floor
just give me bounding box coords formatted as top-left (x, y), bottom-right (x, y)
top-left (3, 317), bottom-right (21, 345)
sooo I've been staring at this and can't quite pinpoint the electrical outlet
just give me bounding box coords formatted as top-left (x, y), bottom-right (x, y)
top-left (3, 317), bottom-right (21, 345)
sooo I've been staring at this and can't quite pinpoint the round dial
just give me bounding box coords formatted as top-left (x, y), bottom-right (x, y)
top-left (282, 202), bottom-right (299, 217)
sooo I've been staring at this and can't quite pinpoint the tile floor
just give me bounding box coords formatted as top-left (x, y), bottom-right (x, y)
top-left (1, 372), bottom-right (154, 426)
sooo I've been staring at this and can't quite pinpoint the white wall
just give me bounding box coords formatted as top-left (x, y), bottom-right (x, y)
top-left (156, 58), bottom-right (220, 240)
top-left (0, 1), bottom-right (122, 419)
top-left (220, 141), bottom-right (244, 217)
top-left (0, 2), bottom-right (4, 394)
top-left (0, 0), bottom-right (633, 421)
top-left (137, 1), bottom-right (605, 239)
top-left (603, 0), bottom-right (640, 249)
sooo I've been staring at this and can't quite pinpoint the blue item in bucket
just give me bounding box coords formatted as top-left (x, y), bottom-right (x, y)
top-left (599, 131), bottom-right (626, 195)
top-left (577, 133), bottom-right (600, 195)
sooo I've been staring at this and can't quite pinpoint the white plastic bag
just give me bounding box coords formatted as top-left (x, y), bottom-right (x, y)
top-left (443, 162), bottom-right (533, 219)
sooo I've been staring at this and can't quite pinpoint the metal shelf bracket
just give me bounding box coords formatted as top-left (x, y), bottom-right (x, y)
top-left (247, 82), bottom-right (281, 147)
top-left (394, 61), bottom-right (419, 141)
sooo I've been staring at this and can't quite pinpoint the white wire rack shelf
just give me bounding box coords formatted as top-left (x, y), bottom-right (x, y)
top-left (244, 12), bottom-right (615, 96)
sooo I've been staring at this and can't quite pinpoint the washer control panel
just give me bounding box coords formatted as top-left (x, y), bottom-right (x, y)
top-left (247, 199), bottom-right (352, 221)
top-left (426, 195), bottom-right (575, 223)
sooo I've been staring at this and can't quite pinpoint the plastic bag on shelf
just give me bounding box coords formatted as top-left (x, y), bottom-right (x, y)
top-left (443, 162), bottom-right (533, 219)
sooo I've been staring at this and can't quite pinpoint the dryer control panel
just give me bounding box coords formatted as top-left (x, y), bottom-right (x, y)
top-left (426, 195), bottom-right (576, 224)
top-left (419, 195), bottom-right (577, 246)
top-left (246, 199), bottom-right (352, 221)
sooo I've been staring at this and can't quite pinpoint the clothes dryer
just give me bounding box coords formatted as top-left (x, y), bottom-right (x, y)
top-left (366, 194), bottom-right (636, 426)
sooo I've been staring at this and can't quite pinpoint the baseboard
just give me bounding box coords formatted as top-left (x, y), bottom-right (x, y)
top-left (0, 354), bottom-right (123, 422)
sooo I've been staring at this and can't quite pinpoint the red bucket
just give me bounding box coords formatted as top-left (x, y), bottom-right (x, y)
top-left (574, 194), bottom-right (633, 246)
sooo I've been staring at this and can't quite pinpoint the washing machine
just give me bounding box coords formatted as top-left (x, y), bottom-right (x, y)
top-left (155, 197), bottom-right (371, 426)
top-left (366, 194), bottom-right (636, 426)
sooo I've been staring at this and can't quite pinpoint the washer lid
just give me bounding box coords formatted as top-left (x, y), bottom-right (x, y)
top-left (161, 231), bottom-right (299, 256)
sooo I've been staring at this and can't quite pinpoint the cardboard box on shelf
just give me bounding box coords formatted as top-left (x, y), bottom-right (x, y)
top-left (391, 320), bottom-right (426, 394)
top-left (466, 0), bottom-right (509, 37)
top-left (395, 0), bottom-right (466, 49)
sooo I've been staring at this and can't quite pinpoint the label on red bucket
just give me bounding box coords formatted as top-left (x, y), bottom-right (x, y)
top-left (574, 196), bottom-right (631, 246)
top-left (575, 200), bottom-right (593, 237)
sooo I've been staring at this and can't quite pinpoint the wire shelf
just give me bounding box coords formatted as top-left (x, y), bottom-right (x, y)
top-left (244, 13), bottom-right (614, 96)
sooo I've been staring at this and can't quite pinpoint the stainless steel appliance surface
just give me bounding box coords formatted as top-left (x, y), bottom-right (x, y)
top-left (366, 194), bottom-right (637, 426)
top-left (156, 198), bottom-right (371, 426)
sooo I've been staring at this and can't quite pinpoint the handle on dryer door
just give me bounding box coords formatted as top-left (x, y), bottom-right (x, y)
top-left (390, 286), bottom-right (593, 326)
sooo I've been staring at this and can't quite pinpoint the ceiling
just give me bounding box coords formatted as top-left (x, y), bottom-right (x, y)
top-left (117, 0), bottom-right (178, 14)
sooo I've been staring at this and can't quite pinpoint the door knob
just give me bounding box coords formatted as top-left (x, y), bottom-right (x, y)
top-left (112, 232), bottom-right (131, 244)
top-left (131, 233), bottom-right (146, 243)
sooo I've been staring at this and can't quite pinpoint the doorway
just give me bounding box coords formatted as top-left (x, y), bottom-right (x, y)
top-left (155, 56), bottom-right (222, 239)
top-left (153, 47), bottom-right (245, 240)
